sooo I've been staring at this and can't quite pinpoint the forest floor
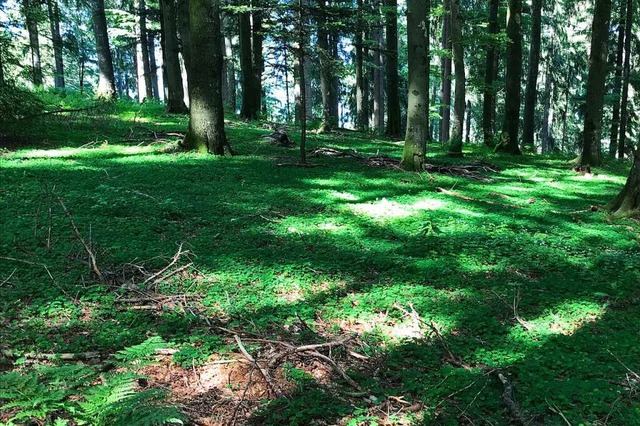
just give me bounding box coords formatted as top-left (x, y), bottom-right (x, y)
top-left (1, 98), bottom-right (639, 426)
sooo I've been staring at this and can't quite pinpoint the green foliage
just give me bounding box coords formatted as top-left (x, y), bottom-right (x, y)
top-left (114, 336), bottom-right (169, 368)
top-left (0, 84), bottom-right (45, 124)
top-left (172, 335), bottom-right (224, 367)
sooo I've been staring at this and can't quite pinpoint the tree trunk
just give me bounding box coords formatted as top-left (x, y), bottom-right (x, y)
top-left (161, 0), bottom-right (188, 113)
top-left (579, 0), bottom-right (612, 167)
top-left (608, 0), bottom-right (626, 157)
top-left (496, 0), bottom-right (522, 155)
top-left (447, 0), bottom-right (464, 157)
top-left (372, 4), bottom-right (384, 133)
top-left (252, 4), bottom-right (264, 114)
top-left (540, 53), bottom-right (554, 153)
top-left (440, 1), bottom-right (451, 144)
top-left (521, 0), bottom-right (542, 150)
top-left (385, 0), bottom-right (401, 138)
top-left (402, 0), bottom-right (430, 171)
top-left (317, 0), bottom-right (334, 132)
top-left (23, 0), bottom-right (43, 86)
top-left (177, 0), bottom-right (191, 76)
top-left (482, 0), bottom-right (499, 147)
top-left (465, 100), bottom-right (471, 144)
top-left (223, 29), bottom-right (237, 113)
top-left (47, 0), bottom-right (65, 88)
top-left (297, 0), bottom-right (307, 163)
top-left (606, 153), bottom-right (640, 218)
top-left (239, 11), bottom-right (257, 119)
top-left (355, 0), bottom-right (366, 131)
top-left (0, 48), bottom-right (4, 87)
top-left (138, 0), bottom-right (154, 100)
top-left (617, 0), bottom-right (633, 159)
top-left (91, 0), bottom-right (117, 99)
top-left (148, 32), bottom-right (160, 99)
top-left (181, 0), bottom-right (229, 154)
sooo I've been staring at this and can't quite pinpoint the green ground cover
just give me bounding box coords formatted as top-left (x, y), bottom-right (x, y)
top-left (1, 99), bottom-right (639, 425)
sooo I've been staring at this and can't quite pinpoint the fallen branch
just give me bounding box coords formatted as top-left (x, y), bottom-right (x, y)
top-left (1, 349), bottom-right (100, 361)
top-left (141, 243), bottom-right (186, 288)
top-left (234, 335), bottom-right (285, 398)
top-left (56, 196), bottom-right (103, 280)
top-left (498, 373), bottom-right (529, 425)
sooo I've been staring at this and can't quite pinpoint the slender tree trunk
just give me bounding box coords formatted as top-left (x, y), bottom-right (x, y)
top-left (579, 0), bottom-right (613, 167)
top-left (541, 59), bottom-right (553, 153)
top-left (298, 0), bottom-right (307, 163)
top-left (465, 100), bottom-right (471, 143)
top-left (329, 31), bottom-right (340, 124)
top-left (317, 0), bottom-right (335, 132)
top-left (177, 0), bottom-right (191, 76)
top-left (138, 0), bottom-right (154, 100)
top-left (609, 0), bottom-right (626, 157)
top-left (23, 0), bottom-right (43, 86)
top-left (161, 0), bottom-right (188, 113)
top-left (223, 30), bottom-right (237, 112)
top-left (47, 0), bottom-right (65, 88)
top-left (521, 0), bottom-right (542, 150)
top-left (252, 3), bottom-right (264, 114)
top-left (0, 48), bottom-right (4, 86)
top-left (402, 0), bottom-right (430, 171)
top-left (355, 0), bottom-right (366, 131)
top-left (385, 0), bottom-right (401, 138)
top-left (372, 4), bottom-right (384, 133)
top-left (440, 1), bottom-right (451, 144)
top-left (91, 0), bottom-right (117, 99)
top-left (447, 0), bottom-right (464, 157)
top-left (181, 0), bottom-right (229, 154)
top-left (148, 32), bottom-right (160, 99)
top-left (239, 11), bottom-right (257, 119)
top-left (482, 0), bottom-right (499, 146)
top-left (496, 0), bottom-right (522, 155)
top-left (617, 0), bottom-right (633, 159)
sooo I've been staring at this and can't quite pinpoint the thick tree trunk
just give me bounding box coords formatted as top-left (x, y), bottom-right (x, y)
top-left (23, 0), bottom-right (43, 86)
top-left (521, 0), bottom-right (542, 150)
top-left (91, 0), bottom-right (117, 99)
top-left (447, 0), bottom-right (464, 157)
top-left (496, 0), bottom-right (522, 155)
top-left (482, 0), bottom-right (499, 147)
top-left (617, 0), bottom-right (633, 159)
top-left (402, 0), bottom-right (430, 171)
top-left (47, 0), bottom-right (65, 88)
top-left (181, 0), bottom-right (229, 154)
top-left (161, 0), bottom-right (188, 113)
top-left (385, 0), bottom-right (401, 138)
top-left (579, 0), bottom-right (612, 167)
top-left (609, 0), bottom-right (626, 157)
top-left (439, 1), bottom-right (451, 144)
top-left (138, 0), bottom-right (154, 100)
top-left (606, 153), bottom-right (640, 218)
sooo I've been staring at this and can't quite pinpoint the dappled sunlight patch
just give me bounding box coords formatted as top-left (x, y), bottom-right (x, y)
top-left (454, 208), bottom-right (483, 217)
top-left (330, 191), bottom-right (359, 201)
top-left (517, 300), bottom-right (604, 338)
top-left (350, 197), bottom-right (446, 220)
top-left (6, 144), bottom-right (163, 160)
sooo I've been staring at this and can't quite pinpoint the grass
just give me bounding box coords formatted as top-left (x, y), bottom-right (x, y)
top-left (1, 97), bottom-right (639, 425)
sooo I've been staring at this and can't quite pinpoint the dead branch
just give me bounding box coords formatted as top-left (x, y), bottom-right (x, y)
top-left (1, 349), bottom-right (101, 361)
top-left (56, 196), bottom-right (103, 280)
top-left (234, 335), bottom-right (285, 398)
top-left (498, 373), bottom-right (529, 425)
top-left (307, 350), bottom-right (361, 390)
top-left (141, 243), bottom-right (187, 288)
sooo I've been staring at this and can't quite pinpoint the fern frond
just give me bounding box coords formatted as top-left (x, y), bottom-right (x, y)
top-left (114, 336), bottom-right (169, 368)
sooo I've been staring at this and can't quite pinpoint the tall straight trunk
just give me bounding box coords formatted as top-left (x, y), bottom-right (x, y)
top-left (355, 0), bottom-right (366, 131)
top-left (609, 0), bottom-right (626, 157)
top-left (223, 29), bottom-right (237, 112)
top-left (385, 0), bottom-right (401, 138)
top-left (541, 58), bottom-right (553, 153)
top-left (465, 100), bottom-right (471, 143)
top-left (447, 0), bottom-right (464, 157)
top-left (580, 0), bottom-right (613, 167)
top-left (159, 5), bottom-right (168, 99)
top-left (181, 0), bottom-right (229, 154)
top-left (177, 0), bottom-right (191, 76)
top-left (138, 0), bottom-right (154, 100)
top-left (617, 0), bottom-right (633, 159)
top-left (251, 4), bottom-right (264, 113)
top-left (47, 0), bottom-right (65, 88)
top-left (372, 6), bottom-right (384, 133)
top-left (239, 11), bottom-right (257, 119)
top-left (439, 1), bottom-right (451, 143)
top-left (0, 48), bottom-right (4, 86)
top-left (161, 0), bottom-right (188, 113)
top-left (23, 0), bottom-right (43, 86)
top-left (496, 0), bottom-right (522, 155)
top-left (521, 0), bottom-right (542, 149)
top-left (317, 0), bottom-right (335, 132)
top-left (329, 31), bottom-right (340, 123)
top-left (402, 0), bottom-right (430, 171)
top-left (148, 32), bottom-right (160, 99)
top-left (482, 0), bottom-right (499, 146)
top-left (297, 0), bottom-right (307, 163)
top-left (91, 0), bottom-right (117, 98)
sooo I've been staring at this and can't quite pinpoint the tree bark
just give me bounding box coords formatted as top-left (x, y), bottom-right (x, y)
top-left (181, 0), bottom-right (229, 154)
top-left (496, 0), bottom-right (522, 155)
top-left (608, 0), bottom-right (626, 157)
top-left (439, 0), bottom-right (451, 144)
top-left (138, 0), bottom-right (154, 100)
top-left (317, 0), bottom-right (334, 132)
top-left (47, 0), bottom-right (65, 88)
top-left (521, 0), bottom-right (542, 150)
top-left (177, 0), bottom-right (191, 76)
top-left (0, 47), bottom-right (4, 87)
top-left (355, 0), bottom-right (367, 131)
top-left (617, 0), bottom-right (633, 159)
top-left (402, 0), bottom-right (430, 171)
top-left (606, 153), bottom-right (640, 218)
top-left (372, 2), bottom-right (384, 133)
top-left (385, 0), bottom-right (401, 138)
top-left (447, 0), bottom-right (464, 157)
top-left (91, 0), bottom-right (117, 99)
top-left (579, 0), bottom-right (613, 167)
top-left (540, 53), bottom-right (554, 153)
top-left (239, 0), bottom-right (263, 120)
top-left (160, 0), bottom-right (188, 113)
top-left (148, 32), bottom-right (160, 99)
top-left (223, 27), bottom-right (237, 113)
top-left (482, 0), bottom-right (499, 147)
top-left (23, 0), bottom-right (43, 86)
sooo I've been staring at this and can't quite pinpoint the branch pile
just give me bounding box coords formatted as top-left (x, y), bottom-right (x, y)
top-left (308, 147), bottom-right (499, 181)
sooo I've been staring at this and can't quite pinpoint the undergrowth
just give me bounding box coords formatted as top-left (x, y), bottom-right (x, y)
top-left (0, 91), bottom-right (639, 425)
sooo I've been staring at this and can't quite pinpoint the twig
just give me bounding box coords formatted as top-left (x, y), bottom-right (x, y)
top-left (607, 349), bottom-right (640, 380)
top-left (152, 263), bottom-right (193, 290)
top-left (307, 350), bottom-right (361, 390)
top-left (547, 401), bottom-right (572, 426)
top-left (234, 335), bottom-right (284, 398)
top-left (141, 243), bottom-right (186, 288)
top-left (56, 196), bottom-right (102, 280)
top-left (1, 268), bottom-right (17, 286)
top-left (231, 366), bottom-right (256, 426)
